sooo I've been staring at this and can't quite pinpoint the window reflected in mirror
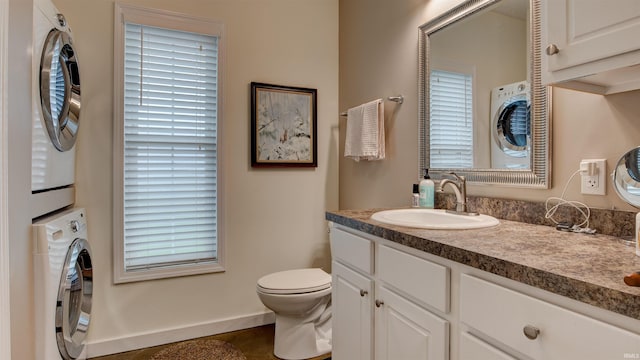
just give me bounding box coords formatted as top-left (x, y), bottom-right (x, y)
top-left (430, 69), bottom-right (473, 169)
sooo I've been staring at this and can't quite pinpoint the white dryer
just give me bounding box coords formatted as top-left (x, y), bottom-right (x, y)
top-left (490, 81), bottom-right (530, 169)
top-left (32, 0), bottom-right (81, 192)
top-left (34, 208), bottom-right (92, 360)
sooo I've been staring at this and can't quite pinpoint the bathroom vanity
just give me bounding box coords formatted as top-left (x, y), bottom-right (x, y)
top-left (327, 209), bottom-right (640, 360)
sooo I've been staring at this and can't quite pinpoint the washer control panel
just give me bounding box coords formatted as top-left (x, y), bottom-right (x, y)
top-left (33, 208), bottom-right (87, 254)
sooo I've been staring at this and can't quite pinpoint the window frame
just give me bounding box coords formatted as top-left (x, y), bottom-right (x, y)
top-left (113, 3), bottom-right (225, 283)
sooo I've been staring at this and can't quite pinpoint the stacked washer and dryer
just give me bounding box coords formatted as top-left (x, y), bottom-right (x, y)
top-left (31, 0), bottom-right (93, 359)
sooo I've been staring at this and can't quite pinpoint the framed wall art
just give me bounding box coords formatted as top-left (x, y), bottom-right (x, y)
top-left (251, 82), bottom-right (317, 167)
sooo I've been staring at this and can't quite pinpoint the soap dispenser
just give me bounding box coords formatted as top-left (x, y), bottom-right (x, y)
top-left (412, 184), bottom-right (420, 207)
top-left (419, 169), bottom-right (435, 208)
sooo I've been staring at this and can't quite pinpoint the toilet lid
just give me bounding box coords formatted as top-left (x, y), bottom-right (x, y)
top-left (257, 268), bottom-right (331, 294)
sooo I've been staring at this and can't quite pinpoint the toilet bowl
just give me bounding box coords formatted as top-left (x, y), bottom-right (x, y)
top-left (256, 268), bottom-right (332, 360)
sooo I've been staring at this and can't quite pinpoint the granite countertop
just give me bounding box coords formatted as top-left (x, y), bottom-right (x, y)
top-left (326, 208), bottom-right (640, 320)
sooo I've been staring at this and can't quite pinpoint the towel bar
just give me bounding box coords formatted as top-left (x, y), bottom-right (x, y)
top-left (340, 95), bottom-right (404, 117)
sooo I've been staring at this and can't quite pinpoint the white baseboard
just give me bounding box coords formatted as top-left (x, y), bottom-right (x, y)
top-left (86, 311), bottom-right (275, 358)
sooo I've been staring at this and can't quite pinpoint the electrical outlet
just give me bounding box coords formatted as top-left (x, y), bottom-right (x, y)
top-left (580, 159), bottom-right (606, 195)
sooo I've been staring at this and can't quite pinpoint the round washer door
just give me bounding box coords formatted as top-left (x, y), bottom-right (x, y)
top-left (56, 238), bottom-right (92, 359)
top-left (493, 95), bottom-right (530, 156)
top-left (40, 27), bottom-right (81, 152)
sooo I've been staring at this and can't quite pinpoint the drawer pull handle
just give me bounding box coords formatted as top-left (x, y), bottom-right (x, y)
top-left (546, 44), bottom-right (559, 56)
top-left (360, 289), bottom-right (368, 297)
top-left (523, 325), bottom-right (540, 340)
top-left (375, 300), bottom-right (384, 307)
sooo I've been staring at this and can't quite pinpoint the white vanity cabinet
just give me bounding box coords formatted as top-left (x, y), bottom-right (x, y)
top-left (330, 225), bottom-right (449, 360)
top-left (541, 0), bottom-right (640, 94)
top-left (460, 274), bottom-right (640, 359)
top-left (329, 221), bottom-right (640, 359)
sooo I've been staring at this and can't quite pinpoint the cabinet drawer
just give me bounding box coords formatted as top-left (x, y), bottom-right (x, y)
top-left (378, 244), bottom-right (449, 313)
top-left (460, 274), bottom-right (640, 360)
top-left (330, 227), bottom-right (373, 275)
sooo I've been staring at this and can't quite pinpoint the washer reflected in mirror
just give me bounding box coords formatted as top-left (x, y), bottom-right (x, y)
top-left (613, 147), bottom-right (640, 208)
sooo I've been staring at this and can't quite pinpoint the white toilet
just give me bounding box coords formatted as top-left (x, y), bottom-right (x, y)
top-left (256, 268), bottom-right (332, 360)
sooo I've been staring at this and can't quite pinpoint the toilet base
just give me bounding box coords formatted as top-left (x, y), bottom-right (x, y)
top-left (273, 297), bottom-right (332, 360)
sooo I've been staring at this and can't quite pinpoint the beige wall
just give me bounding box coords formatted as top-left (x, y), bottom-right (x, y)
top-left (8, 0), bottom-right (339, 356)
top-left (339, 0), bottom-right (640, 213)
top-left (7, 0), bottom-right (35, 358)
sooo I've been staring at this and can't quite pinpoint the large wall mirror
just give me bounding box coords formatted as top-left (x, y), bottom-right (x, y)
top-left (613, 147), bottom-right (640, 208)
top-left (418, 0), bottom-right (551, 188)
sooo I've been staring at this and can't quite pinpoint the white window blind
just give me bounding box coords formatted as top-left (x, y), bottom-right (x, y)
top-left (429, 69), bottom-right (473, 169)
top-left (122, 23), bottom-right (219, 271)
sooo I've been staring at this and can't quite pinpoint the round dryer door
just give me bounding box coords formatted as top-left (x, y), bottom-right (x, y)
top-left (56, 238), bottom-right (92, 359)
top-left (493, 96), bottom-right (530, 156)
top-left (40, 24), bottom-right (81, 152)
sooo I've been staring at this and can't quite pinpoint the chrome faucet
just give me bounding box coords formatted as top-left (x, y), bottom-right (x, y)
top-left (438, 172), bottom-right (469, 214)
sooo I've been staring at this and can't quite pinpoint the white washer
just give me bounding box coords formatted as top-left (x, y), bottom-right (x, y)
top-left (32, 0), bottom-right (81, 192)
top-left (34, 208), bottom-right (92, 360)
top-left (490, 80), bottom-right (530, 169)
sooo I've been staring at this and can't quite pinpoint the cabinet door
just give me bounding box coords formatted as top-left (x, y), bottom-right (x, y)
top-left (543, 0), bottom-right (640, 72)
top-left (460, 332), bottom-right (516, 360)
top-left (375, 286), bottom-right (449, 360)
top-left (332, 261), bottom-right (374, 360)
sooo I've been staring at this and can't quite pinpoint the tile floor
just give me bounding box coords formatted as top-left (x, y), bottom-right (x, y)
top-left (89, 324), bottom-right (330, 360)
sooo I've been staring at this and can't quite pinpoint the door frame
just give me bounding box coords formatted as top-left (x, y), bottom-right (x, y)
top-left (0, 0), bottom-right (11, 356)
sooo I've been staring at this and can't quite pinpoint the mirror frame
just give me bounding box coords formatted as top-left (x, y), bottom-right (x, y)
top-left (612, 146), bottom-right (640, 209)
top-left (418, 0), bottom-right (551, 188)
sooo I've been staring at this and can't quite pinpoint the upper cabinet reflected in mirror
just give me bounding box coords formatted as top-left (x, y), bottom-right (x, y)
top-left (419, 0), bottom-right (551, 188)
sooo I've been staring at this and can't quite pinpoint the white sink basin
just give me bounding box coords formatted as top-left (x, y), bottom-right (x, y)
top-left (370, 208), bottom-right (499, 230)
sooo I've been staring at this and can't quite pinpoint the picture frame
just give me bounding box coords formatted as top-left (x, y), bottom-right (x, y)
top-left (251, 82), bottom-right (317, 168)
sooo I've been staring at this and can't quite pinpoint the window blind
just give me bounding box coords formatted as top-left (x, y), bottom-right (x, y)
top-left (429, 69), bottom-right (473, 169)
top-left (123, 23), bottom-right (218, 270)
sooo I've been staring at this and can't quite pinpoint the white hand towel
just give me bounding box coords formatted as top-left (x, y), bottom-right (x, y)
top-left (344, 99), bottom-right (385, 161)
